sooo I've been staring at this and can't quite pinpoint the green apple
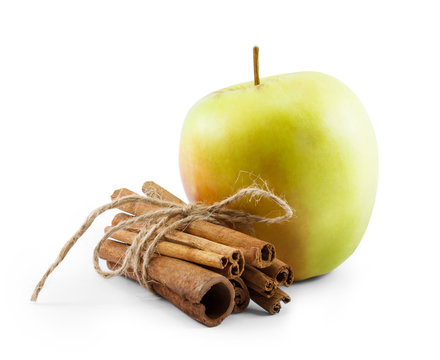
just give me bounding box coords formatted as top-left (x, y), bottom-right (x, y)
top-left (179, 70), bottom-right (377, 280)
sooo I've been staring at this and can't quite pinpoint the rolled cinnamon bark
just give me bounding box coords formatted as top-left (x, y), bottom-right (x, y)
top-left (100, 241), bottom-right (235, 327)
top-left (107, 260), bottom-right (136, 278)
top-left (249, 288), bottom-right (280, 314)
top-left (260, 258), bottom-right (294, 286)
top-left (248, 287), bottom-right (290, 315)
top-left (285, 265), bottom-right (294, 286)
top-left (142, 181), bottom-right (185, 204)
top-left (273, 287), bottom-right (291, 304)
top-left (112, 213), bottom-right (243, 267)
top-left (242, 265), bottom-right (276, 298)
top-left (249, 287), bottom-right (290, 315)
top-left (143, 182), bottom-right (256, 241)
top-left (141, 182), bottom-right (277, 269)
top-left (229, 277), bottom-right (250, 313)
top-left (104, 227), bottom-right (227, 269)
top-left (111, 187), bottom-right (275, 268)
top-left (205, 261), bottom-right (242, 279)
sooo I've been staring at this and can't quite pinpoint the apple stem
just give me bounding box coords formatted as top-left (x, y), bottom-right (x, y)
top-left (253, 46), bottom-right (260, 86)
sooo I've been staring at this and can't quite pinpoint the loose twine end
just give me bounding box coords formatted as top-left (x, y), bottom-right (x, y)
top-left (30, 184), bottom-right (294, 302)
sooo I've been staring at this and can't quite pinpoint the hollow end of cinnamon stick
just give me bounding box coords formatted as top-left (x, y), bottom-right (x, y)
top-left (105, 255), bottom-right (235, 327)
top-left (205, 261), bottom-right (242, 279)
top-left (275, 288), bottom-right (291, 304)
top-left (285, 268), bottom-right (294, 286)
top-left (199, 282), bottom-right (233, 320)
top-left (245, 280), bottom-right (276, 298)
top-left (229, 278), bottom-right (250, 313)
top-left (234, 252), bottom-right (244, 274)
top-left (260, 258), bottom-right (294, 286)
top-left (261, 243), bottom-right (275, 263)
top-left (242, 265), bottom-right (276, 297)
top-left (231, 264), bottom-right (240, 277)
top-left (275, 271), bottom-right (288, 284)
top-left (248, 288), bottom-right (282, 315)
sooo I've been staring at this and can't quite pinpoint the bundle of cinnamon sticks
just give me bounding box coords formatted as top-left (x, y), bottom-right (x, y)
top-left (98, 182), bottom-right (293, 326)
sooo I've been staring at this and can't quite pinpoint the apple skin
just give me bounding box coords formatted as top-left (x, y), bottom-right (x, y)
top-left (179, 72), bottom-right (378, 280)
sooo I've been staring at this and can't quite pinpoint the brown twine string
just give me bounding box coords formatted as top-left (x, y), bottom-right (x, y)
top-left (30, 186), bottom-right (294, 302)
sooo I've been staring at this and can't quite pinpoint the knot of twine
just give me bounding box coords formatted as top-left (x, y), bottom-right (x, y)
top-left (31, 185), bottom-right (294, 302)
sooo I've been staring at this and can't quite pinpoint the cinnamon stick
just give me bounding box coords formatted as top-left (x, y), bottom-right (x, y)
top-left (142, 181), bottom-right (185, 204)
top-left (141, 182), bottom-right (275, 268)
top-left (229, 277), bottom-right (250, 313)
top-left (107, 261), bottom-right (136, 279)
top-left (112, 213), bottom-right (243, 266)
top-left (260, 258), bottom-right (294, 286)
top-left (143, 181), bottom-right (256, 238)
top-left (111, 187), bottom-right (275, 268)
top-left (248, 287), bottom-right (291, 315)
top-left (205, 262), bottom-right (242, 279)
top-left (285, 264), bottom-right (294, 286)
top-left (104, 226), bottom-right (227, 270)
top-left (242, 265), bottom-right (276, 298)
top-left (274, 287), bottom-right (291, 304)
top-left (100, 241), bottom-right (235, 327)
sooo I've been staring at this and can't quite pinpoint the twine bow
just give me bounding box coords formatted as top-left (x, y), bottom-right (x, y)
top-left (31, 185), bottom-right (294, 302)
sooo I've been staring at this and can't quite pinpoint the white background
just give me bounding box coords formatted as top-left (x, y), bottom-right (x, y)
top-left (1, 0), bottom-right (439, 359)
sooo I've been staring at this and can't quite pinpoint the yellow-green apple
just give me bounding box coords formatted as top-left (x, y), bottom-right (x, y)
top-left (179, 67), bottom-right (377, 280)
